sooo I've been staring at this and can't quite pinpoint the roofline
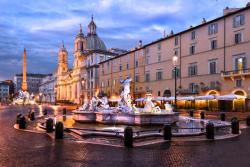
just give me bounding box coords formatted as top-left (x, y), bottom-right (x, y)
top-left (99, 5), bottom-right (250, 64)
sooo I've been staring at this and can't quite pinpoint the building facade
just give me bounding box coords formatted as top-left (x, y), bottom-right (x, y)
top-left (99, 5), bottom-right (250, 111)
top-left (14, 73), bottom-right (52, 94)
top-left (39, 74), bottom-right (57, 103)
top-left (0, 82), bottom-right (9, 103)
top-left (56, 16), bottom-right (118, 104)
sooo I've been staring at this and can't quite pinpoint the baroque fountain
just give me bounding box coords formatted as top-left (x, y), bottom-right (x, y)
top-left (72, 77), bottom-right (179, 125)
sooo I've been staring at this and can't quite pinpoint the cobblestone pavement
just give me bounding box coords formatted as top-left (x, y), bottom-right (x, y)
top-left (1, 105), bottom-right (250, 167)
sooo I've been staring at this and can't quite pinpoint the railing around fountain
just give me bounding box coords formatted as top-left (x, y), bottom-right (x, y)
top-left (68, 127), bottom-right (206, 138)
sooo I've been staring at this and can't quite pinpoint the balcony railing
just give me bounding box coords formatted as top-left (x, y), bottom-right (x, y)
top-left (221, 68), bottom-right (250, 78)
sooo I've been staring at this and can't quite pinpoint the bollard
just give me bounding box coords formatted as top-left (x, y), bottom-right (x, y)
top-left (124, 126), bottom-right (133, 148)
top-left (16, 113), bottom-right (22, 124)
top-left (206, 122), bottom-right (214, 140)
top-left (62, 108), bottom-right (67, 115)
top-left (30, 111), bottom-right (35, 121)
top-left (43, 109), bottom-right (48, 116)
top-left (46, 118), bottom-right (54, 133)
top-left (200, 111), bottom-right (205, 119)
top-left (246, 116), bottom-right (250, 126)
top-left (220, 113), bottom-right (226, 121)
top-left (231, 118), bottom-right (239, 134)
top-left (19, 116), bottom-right (27, 129)
top-left (55, 122), bottom-right (64, 139)
top-left (189, 110), bottom-right (194, 117)
top-left (163, 124), bottom-right (172, 141)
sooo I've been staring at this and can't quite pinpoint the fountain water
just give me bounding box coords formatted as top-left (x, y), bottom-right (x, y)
top-left (13, 90), bottom-right (35, 105)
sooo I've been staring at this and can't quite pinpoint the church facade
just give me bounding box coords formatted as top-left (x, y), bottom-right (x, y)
top-left (56, 16), bottom-right (117, 104)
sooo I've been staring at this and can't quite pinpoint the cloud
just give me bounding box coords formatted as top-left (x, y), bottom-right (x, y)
top-left (0, 0), bottom-right (249, 80)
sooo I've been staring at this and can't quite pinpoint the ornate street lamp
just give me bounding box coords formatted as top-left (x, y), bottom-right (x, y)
top-left (172, 55), bottom-right (178, 112)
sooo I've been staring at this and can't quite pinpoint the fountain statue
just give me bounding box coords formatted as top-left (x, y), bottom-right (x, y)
top-left (98, 96), bottom-right (110, 110)
top-left (142, 94), bottom-right (161, 113)
top-left (164, 102), bottom-right (173, 113)
top-left (117, 77), bottom-right (133, 113)
top-left (89, 96), bottom-right (99, 111)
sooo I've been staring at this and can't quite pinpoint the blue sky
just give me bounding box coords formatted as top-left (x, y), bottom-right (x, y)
top-left (0, 0), bottom-right (249, 80)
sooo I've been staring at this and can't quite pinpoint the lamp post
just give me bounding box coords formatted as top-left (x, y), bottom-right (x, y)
top-left (172, 55), bottom-right (178, 112)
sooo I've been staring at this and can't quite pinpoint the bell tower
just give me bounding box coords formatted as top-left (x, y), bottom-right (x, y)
top-left (74, 24), bottom-right (87, 69)
top-left (58, 41), bottom-right (68, 75)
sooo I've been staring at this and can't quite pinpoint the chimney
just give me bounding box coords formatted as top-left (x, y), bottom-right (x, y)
top-left (138, 40), bottom-right (142, 48)
top-left (169, 30), bottom-right (174, 36)
top-left (201, 18), bottom-right (206, 24)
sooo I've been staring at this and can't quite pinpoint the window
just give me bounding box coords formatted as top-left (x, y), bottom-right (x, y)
top-left (191, 31), bottom-right (196, 40)
top-left (146, 56), bottom-right (150, 65)
top-left (135, 75), bottom-right (139, 82)
top-left (145, 47), bottom-right (150, 55)
top-left (209, 60), bottom-right (217, 74)
top-left (211, 40), bottom-right (217, 50)
top-left (234, 57), bottom-right (247, 71)
top-left (158, 91), bottom-right (161, 96)
top-left (233, 14), bottom-right (245, 28)
top-left (157, 43), bottom-right (161, 50)
top-left (208, 23), bottom-right (218, 35)
top-left (172, 68), bottom-right (180, 78)
top-left (119, 64), bottom-right (122, 71)
top-left (189, 83), bottom-right (196, 92)
top-left (101, 81), bottom-right (104, 87)
top-left (188, 63), bottom-right (198, 76)
top-left (175, 36), bottom-right (179, 45)
top-left (156, 71), bottom-right (163, 80)
top-left (235, 32), bottom-right (242, 44)
top-left (135, 60), bottom-right (139, 68)
top-left (145, 73), bottom-right (150, 82)
top-left (157, 53), bottom-right (161, 62)
top-left (113, 79), bottom-right (116, 86)
top-left (235, 79), bottom-right (242, 88)
top-left (174, 49), bottom-right (178, 56)
top-left (107, 80), bottom-right (110, 87)
top-left (126, 63), bottom-right (129, 70)
top-left (190, 45), bottom-right (195, 55)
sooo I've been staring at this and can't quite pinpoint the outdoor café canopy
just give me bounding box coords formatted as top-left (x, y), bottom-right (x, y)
top-left (216, 94), bottom-right (246, 101)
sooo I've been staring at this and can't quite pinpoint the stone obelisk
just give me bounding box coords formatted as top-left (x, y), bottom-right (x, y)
top-left (21, 48), bottom-right (28, 91)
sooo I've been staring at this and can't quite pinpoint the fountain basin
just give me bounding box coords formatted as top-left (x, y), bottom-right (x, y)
top-left (73, 111), bottom-right (179, 125)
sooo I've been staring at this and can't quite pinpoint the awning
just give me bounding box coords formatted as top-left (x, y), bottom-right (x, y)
top-left (194, 95), bottom-right (216, 100)
top-left (217, 94), bottom-right (246, 100)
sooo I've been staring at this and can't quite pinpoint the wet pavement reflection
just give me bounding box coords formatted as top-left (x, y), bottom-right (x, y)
top-left (0, 105), bottom-right (250, 167)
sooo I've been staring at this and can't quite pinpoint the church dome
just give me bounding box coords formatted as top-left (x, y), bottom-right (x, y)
top-left (86, 34), bottom-right (106, 50)
top-left (86, 15), bottom-right (106, 50)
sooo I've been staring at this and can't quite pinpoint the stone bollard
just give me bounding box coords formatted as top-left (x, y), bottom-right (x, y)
top-left (30, 111), bottom-right (35, 121)
top-left (231, 118), bottom-right (239, 134)
top-left (206, 122), bottom-right (214, 140)
top-left (200, 111), bottom-right (205, 119)
top-left (62, 108), bottom-right (67, 115)
top-left (55, 122), bottom-right (64, 139)
top-left (43, 109), bottom-right (48, 116)
top-left (46, 118), bottom-right (54, 133)
top-left (163, 124), bottom-right (172, 141)
top-left (246, 116), bottom-right (250, 126)
top-left (19, 116), bottom-right (27, 129)
top-left (124, 126), bottom-right (133, 148)
top-left (220, 113), bottom-right (226, 121)
top-left (16, 113), bottom-right (22, 124)
top-left (189, 110), bottom-right (194, 117)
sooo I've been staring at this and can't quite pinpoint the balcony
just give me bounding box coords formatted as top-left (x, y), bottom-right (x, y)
top-left (221, 68), bottom-right (250, 80)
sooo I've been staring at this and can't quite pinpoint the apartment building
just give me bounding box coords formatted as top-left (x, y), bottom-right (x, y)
top-left (99, 4), bottom-right (250, 111)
